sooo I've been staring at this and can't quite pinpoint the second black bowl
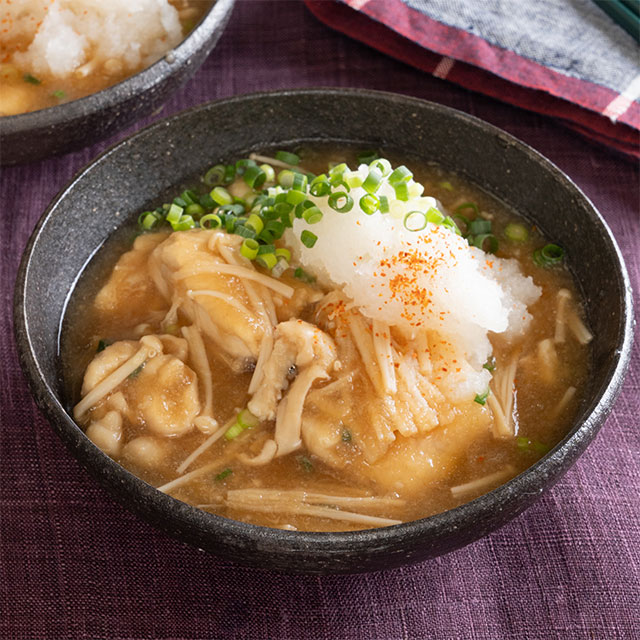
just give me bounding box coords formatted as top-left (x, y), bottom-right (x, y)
top-left (0, 0), bottom-right (235, 165)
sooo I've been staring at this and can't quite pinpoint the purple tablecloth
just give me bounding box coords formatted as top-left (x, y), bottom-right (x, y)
top-left (1, 1), bottom-right (638, 638)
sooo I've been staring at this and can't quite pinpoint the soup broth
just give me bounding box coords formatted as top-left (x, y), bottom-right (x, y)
top-left (62, 146), bottom-right (591, 531)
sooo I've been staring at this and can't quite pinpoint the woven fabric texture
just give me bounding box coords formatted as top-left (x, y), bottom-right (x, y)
top-left (1, 1), bottom-right (639, 638)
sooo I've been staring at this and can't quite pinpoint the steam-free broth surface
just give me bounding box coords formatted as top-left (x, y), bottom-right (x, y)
top-left (62, 146), bottom-right (591, 531)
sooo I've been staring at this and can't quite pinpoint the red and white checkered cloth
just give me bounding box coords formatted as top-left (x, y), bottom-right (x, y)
top-left (306, 0), bottom-right (640, 158)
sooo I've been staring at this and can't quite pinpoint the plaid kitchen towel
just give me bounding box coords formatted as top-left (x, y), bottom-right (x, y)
top-left (305, 0), bottom-right (640, 158)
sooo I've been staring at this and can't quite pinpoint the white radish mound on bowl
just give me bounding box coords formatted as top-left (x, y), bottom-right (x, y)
top-left (2, 0), bottom-right (182, 80)
top-left (285, 164), bottom-right (541, 401)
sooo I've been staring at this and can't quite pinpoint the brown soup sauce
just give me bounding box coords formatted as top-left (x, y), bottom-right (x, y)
top-left (61, 146), bottom-right (591, 531)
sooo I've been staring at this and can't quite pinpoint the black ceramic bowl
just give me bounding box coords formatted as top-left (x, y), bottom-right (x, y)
top-left (14, 89), bottom-right (634, 574)
top-left (0, 0), bottom-right (235, 166)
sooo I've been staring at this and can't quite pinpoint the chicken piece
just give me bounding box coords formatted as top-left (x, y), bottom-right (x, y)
top-left (129, 354), bottom-right (200, 437)
top-left (86, 410), bottom-right (123, 456)
top-left (248, 320), bottom-right (337, 421)
top-left (94, 232), bottom-right (168, 323)
top-left (303, 402), bottom-right (492, 497)
top-left (78, 334), bottom-right (199, 438)
top-left (81, 341), bottom-right (137, 397)
top-left (122, 436), bottom-right (167, 469)
top-left (148, 230), bottom-right (272, 366)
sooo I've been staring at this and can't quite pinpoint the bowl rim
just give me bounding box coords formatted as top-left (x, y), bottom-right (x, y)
top-left (0, 0), bottom-right (235, 131)
top-left (13, 87), bottom-right (636, 567)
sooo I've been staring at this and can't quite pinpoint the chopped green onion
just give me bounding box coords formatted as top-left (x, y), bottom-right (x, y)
top-left (440, 181), bottom-right (454, 191)
top-left (200, 213), bottom-right (222, 229)
top-left (256, 252), bottom-right (278, 270)
top-left (223, 164), bottom-right (236, 185)
top-left (275, 150), bottom-right (300, 165)
top-left (224, 422), bottom-right (245, 441)
top-left (286, 189), bottom-right (308, 206)
top-left (52, 89), bottom-right (66, 100)
top-left (210, 186), bottom-right (233, 206)
top-left (408, 182), bottom-right (424, 199)
top-left (533, 244), bottom-right (564, 267)
top-left (199, 193), bottom-right (216, 210)
top-left (468, 219), bottom-right (492, 235)
top-left (362, 167), bottom-right (383, 194)
top-left (185, 203), bottom-right (205, 217)
top-left (329, 162), bottom-right (348, 178)
top-left (454, 202), bottom-right (479, 216)
top-left (360, 194), bottom-right (379, 215)
top-left (260, 206), bottom-right (279, 222)
top-left (274, 202), bottom-right (293, 218)
top-left (302, 206), bottom-right (323, 224)
top-left (257, 243), bottom-right (276, 255)
top-left (218, 203), bottom-right (244, 216)
top-left (483, 357), bottom-right (496, 372)
top-left (225, 214), bottom-right (237, 233)
top-left (389, 165), bottom-right (412, 184)
top-left (173, 196), bottom-right (188, 208)
top-left (504, 222), bottom-right (529, 243)
top-left (260, 164), bottom-right (275, 183)
top-left (166, 203), bottom-right (183, 225)
top-left (278, 169), bottom-right (295, 189)
top-left (275, 248), bottom-right (291, 262)
top-left (265, 220), bottom-right (286, 239)
top-left (345, 172), bottom-right (363, 189)
top-left (394, 182), bottom-right (410, 201)
top-left (329, 176), bottom-right (350, 191)
top-left (369, 158), bottom-right (392, 176)
top-left (246, 213), bottom-right (264, 234)
top-left (272, 258), bottom-right (290, 278)
top-left (298, 455), bottom-right (314, 473)
top-left (474, 389), bottom-right (490, 405)
top-left (23, 73), bottom-right (41, 85)
top-left (237, 408), bottom-right (259, 429)
top-left (357, 150), bottom-right (379, 165)
top-left (235, 158), bottom-right (257, 175)
top-left (301, 230), bottom-right (318, 248)
top-left (442, 216), bottom-right (462, 235)
top-left (280, 209), bottom-right (294, 228)
top-left (294, 267), bottom-right (316, 283)
top-left (243, 165), bottom-right (267, 189)
top-left (215, 468), bottom-right (233, 482)
top-left (240, 238), bottom-right (260, 260)
top-left (517, 437), bottom-right (550, 454)
top-left (310, 176), bottom-right (332, 197)
top-left (234, 225), bottom-right (257, 239)
top-left (139, 212), bottom-right (160, 230)
top-left (181, 189), bottom-right (199, 205)
top-left (295, 200), bottom-right (315, 219)
top-left (472, 233), bottom-right (499, 254)
top-left (203, 164), bottom-right (226, 187)
top-left (426, 207), bottom-right (445, 224)
top-left (291, 172), bottom-right (308, 192)
top-left (171, 215), bottom-right (196, 231)
top-left (328, 191), bottom-right (354, 213)
top-left (404, 211), bottom-right (428, 232)
top-left (96, 339), bottom-right (110, 353)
